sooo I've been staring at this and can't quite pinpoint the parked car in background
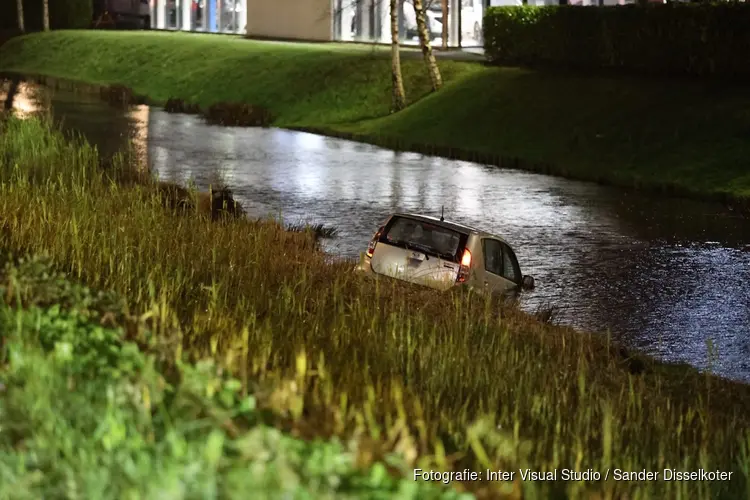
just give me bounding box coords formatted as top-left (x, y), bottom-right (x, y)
top-left (460, 0), bottom-right (522, 45)
top-left (403, 0), bottom-right (443, 41)
top-left (356, 213), bottom-right (535, 295)
top-left (418, 0), bottom-right (522, 46)
top-left (459, 0), bottom-right (483, 45)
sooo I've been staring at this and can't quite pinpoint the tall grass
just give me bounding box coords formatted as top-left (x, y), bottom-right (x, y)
top-left (0, 255), bottom-right (467, 499)
top-left (1, 116), bottom-right (750, 498)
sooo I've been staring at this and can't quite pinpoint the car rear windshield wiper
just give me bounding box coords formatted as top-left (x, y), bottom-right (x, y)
top-left (386, 238), bottom-right (431, 258)
top-left (408, 242), bottom-right (431, 251)
top-left (408, 242), bottom-right (438, 259)
top-left (386, 237), bottom-right (413, 250)
top-left (385, 238), bottom-right (457, 261)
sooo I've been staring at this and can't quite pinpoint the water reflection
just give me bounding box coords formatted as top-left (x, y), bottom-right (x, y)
top-left (127, 105), bottom-right (151, 172)
top-left (3, 80), bottom-right (47, 118)
top-left (4, 81), bottom-right (750, 382)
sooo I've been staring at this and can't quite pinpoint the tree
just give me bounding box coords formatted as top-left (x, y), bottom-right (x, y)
top-left (328, 0), bottom-right (443, 101)
top-left (412, 0), bottom-right (442, 91)
top-left (390, 0), bottom-right (407, 112)
top-left (16, 0), bottom-right (25, 32)
top-left (42, 0), bottom-right (49, 31)
top-left (441, 0), bottom-right (448, 50)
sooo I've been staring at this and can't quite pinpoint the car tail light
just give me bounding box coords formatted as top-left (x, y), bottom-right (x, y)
top-left (457, 248), bottom-right (471, 283)
top-left (366, 226), bottom-right (384, 258)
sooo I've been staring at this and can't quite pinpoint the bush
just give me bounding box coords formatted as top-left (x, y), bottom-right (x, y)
top-left (1, 0), bottom-right (93, 31)
top-left (483, 3), bottom-right (750, 78)
top-left (203, 101), bottom-right (274, 127)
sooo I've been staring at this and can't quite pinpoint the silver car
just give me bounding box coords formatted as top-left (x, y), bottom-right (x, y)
top-left (356, 213), bottom-right (535, 294)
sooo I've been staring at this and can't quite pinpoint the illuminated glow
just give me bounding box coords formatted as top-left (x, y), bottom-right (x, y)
top-left (10, 82), bottom-right (44, 118)
top-left (461, 248), bottom-right (472, 267)
top-left (127, 105), bottom-right (150, 173)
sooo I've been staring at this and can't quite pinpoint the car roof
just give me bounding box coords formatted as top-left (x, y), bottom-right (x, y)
top-left (392, 212), bottom-right (508, 243)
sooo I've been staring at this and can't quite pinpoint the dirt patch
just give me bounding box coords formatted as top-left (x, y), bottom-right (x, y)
top-left (202, 102), bottom-right (273, 127)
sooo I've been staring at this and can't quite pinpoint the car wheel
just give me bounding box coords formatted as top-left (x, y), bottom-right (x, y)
top-left (473, 22), bottom-right (482, 44)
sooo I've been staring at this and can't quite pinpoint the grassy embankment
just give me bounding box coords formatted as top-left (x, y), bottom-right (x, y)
top-left (0, 255), bottom-right (462, 499)
top-left (3, 30), bottom-right (750, 202)
top-left (3, 113), bottom-right (750, 498)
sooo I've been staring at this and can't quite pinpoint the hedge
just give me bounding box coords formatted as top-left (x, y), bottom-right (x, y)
top-left (1, 0), bottom-right (93, 31)
top-left (483, 4), bottom-right (750, 78)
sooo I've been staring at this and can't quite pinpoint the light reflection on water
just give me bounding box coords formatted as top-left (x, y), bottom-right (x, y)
top-left (4, 80), bottom-right (750, 382)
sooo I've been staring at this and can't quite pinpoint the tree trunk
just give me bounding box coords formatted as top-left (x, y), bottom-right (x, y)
top-left (42, 0), bottom-right (50, 31)
top-left (390, 0), bottom-right (407, 112)
top-left (413, 0), bottom-right (442, 91)
top-left (16, 0), bottom-right (25, 32)
top-left (441, 0), bottom-right (448, 50)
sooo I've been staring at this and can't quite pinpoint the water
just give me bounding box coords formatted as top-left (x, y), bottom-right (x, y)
top-left (5, 80), bottom-right (750, 381)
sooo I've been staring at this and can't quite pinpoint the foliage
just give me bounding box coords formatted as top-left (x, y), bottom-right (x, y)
top-left (0, 254), bottom-right (468, 499)
top-left (483, 4), bottom-right (750, 78)
top-left (1, 116), bottom-right (750, 498)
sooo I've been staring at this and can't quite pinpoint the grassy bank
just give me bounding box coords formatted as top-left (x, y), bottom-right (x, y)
top-left (3, 31), bottom-right (750, 202)
top-left (3, 114), bottom-right (750, 498)
top-left (0, 255), bottom-right (463, 499)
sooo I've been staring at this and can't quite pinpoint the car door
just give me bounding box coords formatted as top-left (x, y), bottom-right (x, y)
top-left (499, 241), bottom-right (522, 286)
top-left (480, 238), bottom-right (521, 294)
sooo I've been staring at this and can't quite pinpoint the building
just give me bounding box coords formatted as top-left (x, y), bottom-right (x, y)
top-left (150, 1), bottom-right (247, 34)
top-left (147, 0), bottom-right (640, 49)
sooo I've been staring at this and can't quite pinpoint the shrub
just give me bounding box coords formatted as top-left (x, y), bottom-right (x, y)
top-left (483, 3), bottom-right (750, 78)
top-left (164, 97), bottom-right (202, 114)
top-left (100, 83), bottom-right (143, 106)
top-left (203, 101), bottom-right (274, 127)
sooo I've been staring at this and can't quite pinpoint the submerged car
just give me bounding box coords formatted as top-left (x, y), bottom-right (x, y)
top-left (356, 213), bottom-right (535, 294)
top-left (403, 0), bottom-right (443, 41)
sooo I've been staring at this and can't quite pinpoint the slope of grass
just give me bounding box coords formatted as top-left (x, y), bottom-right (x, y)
top-left (2, 31), bottom-right (750, 201)
top-left (1, 114), bottom-right (750, 498)
top-left (0, 30), bottom-right (481, 127)
top-left (0, 254), bottom-right (466, 499)
top-left (349, 68), bottom-right (750, 199)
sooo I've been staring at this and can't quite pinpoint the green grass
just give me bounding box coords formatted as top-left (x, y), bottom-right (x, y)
top-left (3, 30), bottom-right (750, 201)
top-left (0, 254), bottom-right (467, 499)
top-left (2, 114), bottom-right (750, 498)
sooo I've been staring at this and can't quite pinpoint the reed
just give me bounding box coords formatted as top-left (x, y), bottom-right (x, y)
top-left (1, 116), bottom-right (749, 498)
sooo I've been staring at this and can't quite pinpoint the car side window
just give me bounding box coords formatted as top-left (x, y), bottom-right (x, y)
top-left (482, 239), bottom-right (504, 276)
top-left (501, 243), bottom-right (521, 284)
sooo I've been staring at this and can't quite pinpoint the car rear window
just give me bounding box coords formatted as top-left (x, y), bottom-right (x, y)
top-left (380, 216), bottom-right (467, 262)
